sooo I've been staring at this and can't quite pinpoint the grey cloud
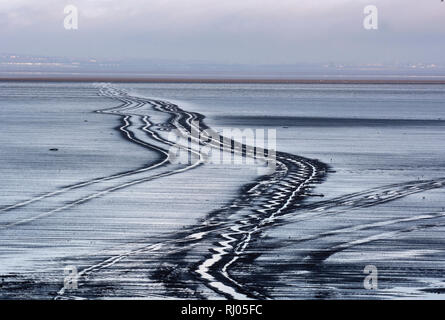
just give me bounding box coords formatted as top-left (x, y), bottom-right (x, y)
top-left (1, 0), bottom-right (444, 65)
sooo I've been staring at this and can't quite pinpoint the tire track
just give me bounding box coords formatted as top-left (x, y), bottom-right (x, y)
top-left (112, 93), bottom-right (330, 299)
top-left (303, 210), bottom-right (445, 267)
top-left (50, 86), bottom-right (328, 299)
top-left (0, 86), bottom-right (205, 229)
top-left (56, 176), bottom-right (445, 299)
top-left (51, 86), bottom-right (445, 300)
top-left (0, 89), bottom-right (158, 215)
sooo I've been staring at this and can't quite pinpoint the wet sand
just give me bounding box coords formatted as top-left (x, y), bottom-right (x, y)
top-left (1, 82), bottom-right (445, 299)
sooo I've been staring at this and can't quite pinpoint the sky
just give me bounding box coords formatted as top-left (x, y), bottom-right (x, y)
top-left (1, 0), bottom-right (445, 65)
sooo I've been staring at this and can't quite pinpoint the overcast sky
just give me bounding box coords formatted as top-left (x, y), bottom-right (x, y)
top-left (1, 0), bottom-right (444, 65)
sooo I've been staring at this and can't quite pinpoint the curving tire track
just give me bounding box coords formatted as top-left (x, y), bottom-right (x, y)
top-left (52, 85), bottom-right (445, 300)
top-left (53, 86), bottom-right (329, 300)
top-left (0, 86), bottom-right (205, 229)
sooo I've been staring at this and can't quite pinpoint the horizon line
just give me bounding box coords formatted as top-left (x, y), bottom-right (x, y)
top-left (1, 77), bottom-right (445, 85)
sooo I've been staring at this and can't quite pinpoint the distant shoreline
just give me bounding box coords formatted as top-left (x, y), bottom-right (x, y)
top-left (1, 77), bottom-right (445, 84)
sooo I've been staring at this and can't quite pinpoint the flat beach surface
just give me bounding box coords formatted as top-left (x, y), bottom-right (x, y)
top-left (1, 81), bottom-right (445, 299)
